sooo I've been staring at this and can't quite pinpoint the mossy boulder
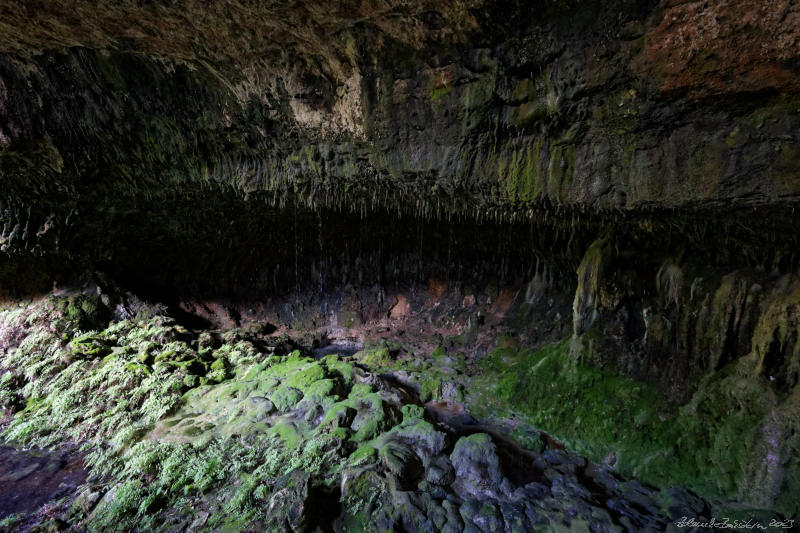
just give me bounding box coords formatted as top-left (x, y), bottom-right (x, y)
top-left (270, 385), bottom-right (303, 413)
top-left (450, 433), bottom-right (504, 498)
top-left (379, 440), bottom-right (424, 490)
top-left (206, 357), bottom-right (231, 383)
top-left (69, 334), bottom-right (112, 359)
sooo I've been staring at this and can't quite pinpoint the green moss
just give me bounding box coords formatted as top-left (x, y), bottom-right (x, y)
top-left (590, 91), bottom-right (640, 137)
top-left (347, 391), bottom-right (397, 443)
top-left (383, 410), bottom-right (445, 457)
top-left (207, 356), bottom-right (231, 382)
top-left (358, 344), bottom-right (393, 368)
top-left (726, 126), bottom-right (744, 148)
top-left (353, 342), bottom-right (465, 403)
top-left (418, 375), bottom-right (442, 402)
top-left (285, 361), bottom-right (325, 389)
top-left (323, 354), bottom-right (355, 386)
top-left (269, 385), bottom-right (303, 412)
top-left (573, 237), bottom-right (609, 336)
top-left (154, 349), bottom-right (177, 362)
top-left (401, 404), bottom-right (424, 420)
top-left (510, 78), bottom-right (535, 103)
top-left (547, 143), bottom-right (575, 200)
top-left (268, 422), bottom-right (302, 449)
top-left (469, 339), bottom-right (797, 514)
top-left (430, 84), bottom-right (452, 101)
top-left (349, 444), bottom-right (378, 466)
top-left (460, 77), bottom-right (494, 134)
top-left (341, 310), bottom-right (357, 328)
top-left (0, 297), bottom-right (440, 529)
top-left (304, 378), bottom-right (337, 402)
top-left (70, 333), bottom-right (112, 359)
top-left (4, 317), bottom-right (191, 449)
top-left (124, 361), bottom-right (152, 375)
top-left (499, 139), bottom-right (544, 205)
top-left (0, 514), bottom-right (20, 530)
top-left (507, 73), bottom-right (559, 127)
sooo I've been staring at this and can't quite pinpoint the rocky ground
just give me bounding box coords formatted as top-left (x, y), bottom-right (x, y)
top-left (0, 446), bottom-right (87, 528)
top-left (0, 286), bottom-right (791, 532)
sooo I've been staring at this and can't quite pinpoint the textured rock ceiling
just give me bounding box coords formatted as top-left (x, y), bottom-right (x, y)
top-left (0, 1), bottom-right (481, 88)
top-left (4, 1), bottom-right (799, 95)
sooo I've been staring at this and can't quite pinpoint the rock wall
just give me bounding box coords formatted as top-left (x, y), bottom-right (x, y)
top-left (1, 1), bottom-right (799, 221)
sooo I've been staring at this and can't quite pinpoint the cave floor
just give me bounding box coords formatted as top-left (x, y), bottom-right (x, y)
top-left (0, 292), bottom-right (788, 532)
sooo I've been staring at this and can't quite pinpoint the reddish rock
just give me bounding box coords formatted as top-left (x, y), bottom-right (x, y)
top-left (634, 0), bottom-right (800, 97)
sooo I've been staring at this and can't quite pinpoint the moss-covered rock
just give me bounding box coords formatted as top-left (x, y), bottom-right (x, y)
top-left (469, 338), bottom-right (800, 517)
top-left (1, 293), bottom-right (788, 529)
top-left (450, 433), bottom-right (504, 498)
top-left (69, 334), bottom-right (112, 359)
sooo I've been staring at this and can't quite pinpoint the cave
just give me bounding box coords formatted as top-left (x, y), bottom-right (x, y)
top-left (1, 1), bottom-right (799, 531)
